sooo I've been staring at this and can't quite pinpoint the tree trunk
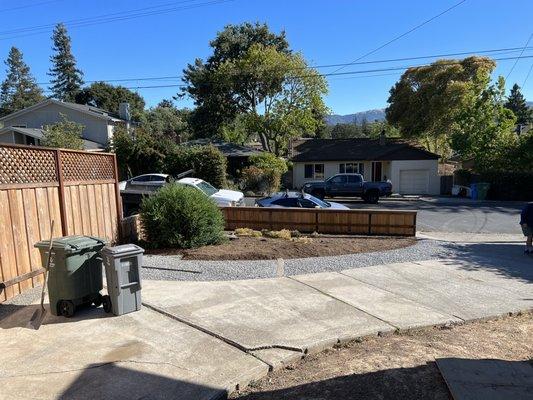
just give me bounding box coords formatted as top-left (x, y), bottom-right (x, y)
top-left (258, 132), bottom-right (271, 152)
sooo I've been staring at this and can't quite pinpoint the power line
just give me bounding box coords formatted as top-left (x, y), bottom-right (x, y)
top-left (34, 45), bottom-right (533, 86)
top-left (0, 0), bottom-right (63, 14)
top-left (506, 32), bottom-right (533, 80)
top-left (522, 63), bottom-right (533, 88)
top-left (74, 54), bottom-right (533, 91)
top-left (0, 0), bottom-right (234, 41)
top-left (332, 0), bottom-right (467, 73)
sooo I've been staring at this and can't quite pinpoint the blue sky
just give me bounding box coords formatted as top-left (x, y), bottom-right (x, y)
top-left (1, 0), bottom-right (532, 115)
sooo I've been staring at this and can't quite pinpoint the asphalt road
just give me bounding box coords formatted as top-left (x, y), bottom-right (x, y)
top-left (337, 198), bottom-right (523, 234)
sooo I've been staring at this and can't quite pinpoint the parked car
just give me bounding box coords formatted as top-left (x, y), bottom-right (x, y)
top-left (119, 173), bottom-right (170, 192)
top-left (177, 177), bottom-right (244, 207)
top-left (302, 173), bottom-right (392, 204)
top-left (256, 191), bottom-right (349, 209)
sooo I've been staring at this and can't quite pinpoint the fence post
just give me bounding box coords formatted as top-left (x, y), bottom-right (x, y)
top-left (368, 212), bottom-right (372, 235)
top-left (55, 149), bottom-right (68, 236)
top-left (112, 154), bottom-right (123, 242)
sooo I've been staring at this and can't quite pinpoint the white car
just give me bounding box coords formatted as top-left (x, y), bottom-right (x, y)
top-left (177, 177), bottom-right (244, 207)
top-left (119, 173), bottom-right (170, 192)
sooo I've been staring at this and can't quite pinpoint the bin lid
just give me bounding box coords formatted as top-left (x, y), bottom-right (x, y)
top-left (101, 244), bottom-right (144, 256)
top-left (35, 235), bottom-right (107, 253)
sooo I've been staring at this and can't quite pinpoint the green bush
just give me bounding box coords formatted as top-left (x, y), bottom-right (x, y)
top-left (249, 152), bottom-right (288, 175)
top-left (240, 165), bottom-right (281, 194)
top-left (167, 145), bottom-right (227, 188)
top-left (140, 183), bottom-right (225, 249)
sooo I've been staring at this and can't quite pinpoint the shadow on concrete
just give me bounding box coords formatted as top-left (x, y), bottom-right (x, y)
top-left (55, 362), bottom-right (224, 400)
top-left (0, 302), bottom-right (112, 329)
top-left (237, 361), bottom-right (448, 400)
top-left (440, 242), bottom-right (533, 283)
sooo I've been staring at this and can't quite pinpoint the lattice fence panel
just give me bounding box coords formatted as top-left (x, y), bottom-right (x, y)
top-left (61, 151), bottom-right (115, 182)
top-left (0, 146), bottom-right (57, 184)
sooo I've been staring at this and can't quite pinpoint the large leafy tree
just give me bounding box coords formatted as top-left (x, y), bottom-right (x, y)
top-left (386, 56), bottom-right (496, 157)
top-left (141, 100), bottom-right (189, 141)
top-left (451, 76), bottom-right (517, 172)
top-left (75, 81), bottom-right (145, 119)
top-left (504, 83), bottom-right (532, 126)
top-left (48, 23), bottom-right (84, 101)
top-left (41, 113), bottom-right (84, 149)
top-left (181, 22), bottom-right (290, 138)
top-left (214, 44), bottom-right (328, 154)
top-left (0, 47), bottom-right (44, 116)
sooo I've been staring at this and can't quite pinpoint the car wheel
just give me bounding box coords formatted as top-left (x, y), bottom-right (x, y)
top-left (365, 191), bottom-right (379, 204)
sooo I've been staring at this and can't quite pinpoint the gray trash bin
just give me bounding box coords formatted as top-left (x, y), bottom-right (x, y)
top-left (101, 244), bottom-right (144, 316)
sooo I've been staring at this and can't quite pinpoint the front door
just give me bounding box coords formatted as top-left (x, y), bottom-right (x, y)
top-left (372, 162), bottom-right (382, 182)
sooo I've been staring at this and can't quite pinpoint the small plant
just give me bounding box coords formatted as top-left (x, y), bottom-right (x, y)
top-left (262, 229), bottom-right (292, 240)
top-left (235, 228), bottom-right (262, 237)
top-left (140, 183), bottom-right (225, 249)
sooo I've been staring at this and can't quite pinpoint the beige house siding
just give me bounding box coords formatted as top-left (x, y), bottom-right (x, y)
top-left (293, 159), bottom-right (439, 195)
top-left (1, 103), bottom-right (111, 145)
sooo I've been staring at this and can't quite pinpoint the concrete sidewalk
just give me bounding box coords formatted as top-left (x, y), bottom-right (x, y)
top-left (1, 254), bottom-right (532, 399)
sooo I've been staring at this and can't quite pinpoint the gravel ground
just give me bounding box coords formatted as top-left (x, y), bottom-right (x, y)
top-left (140, 238), bottom-right (455, 282)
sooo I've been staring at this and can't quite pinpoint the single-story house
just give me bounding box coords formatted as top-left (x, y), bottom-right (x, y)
top-left (0, 99), bottom-right (130, 150)
top-left (182, 138), bottom-right (263, 176)
top-left (290, 136), bottom-right (440, 195)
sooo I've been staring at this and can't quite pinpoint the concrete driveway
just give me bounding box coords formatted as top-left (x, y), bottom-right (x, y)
top-left (339, 198), bottom-right (524, 234)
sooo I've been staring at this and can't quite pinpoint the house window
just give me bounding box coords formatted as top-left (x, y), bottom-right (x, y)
top-left (339, 162), bottom-right (364, 174)
top-left (304, 163), bottom-right (324, 179)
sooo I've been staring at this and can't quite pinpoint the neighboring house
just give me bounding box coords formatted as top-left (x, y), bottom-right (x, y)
top-left (290, 135), bottom-right (440, 195)
top-left (0, 99), bottom-right (130, 150)
top-left (182, 138), bottom-right (263, 176)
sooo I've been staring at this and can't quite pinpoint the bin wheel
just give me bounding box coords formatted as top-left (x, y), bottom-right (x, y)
top-left (102, 295), bottom-right (112, 313)
top-left (93, 294), bottom-right (103, 308)
top-left (59, 300), bottom-right (75, 318)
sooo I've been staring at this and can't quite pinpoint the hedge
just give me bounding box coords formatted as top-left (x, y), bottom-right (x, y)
top-left (454, 169), bottom-right (533, 201)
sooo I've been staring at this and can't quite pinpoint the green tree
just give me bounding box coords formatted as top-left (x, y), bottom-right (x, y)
top-left (451, 76), bottom-right (517, 172)
top-left (41, 113), bottom-right (84, 149)
top-left (75, 82), bottom-right (145, 119)
top-left (329, 123), bottom-right (362, 138)
top-left (213, 43), bottom-right (328, 154)
top-left (48, 23), bottom-right (84, 101)
top-left (182, 22), bottom-right (290, 138)
top-left (386, 56), bottom-right (497, 156)
top-left (0, 47), bottom-right (44, 116)
top-left (141, 102), bottom-right (188, 141)
top-left (504, 83), bottom-right (532, 126)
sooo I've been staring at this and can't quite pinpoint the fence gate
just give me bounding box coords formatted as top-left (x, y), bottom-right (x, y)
top-left (0, 144), bottom-right (122, 302)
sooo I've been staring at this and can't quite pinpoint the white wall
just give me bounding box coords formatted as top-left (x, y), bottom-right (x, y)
top-left (2, 103), bottom-right (111, 145)
top-left (390, 159), bottom-right (440, 195)
top-left (293, 160), bottom-right (393, 188)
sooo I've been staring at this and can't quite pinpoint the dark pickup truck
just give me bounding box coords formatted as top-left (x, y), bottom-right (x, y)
top-left (302, 173), bottom-right (392, 204)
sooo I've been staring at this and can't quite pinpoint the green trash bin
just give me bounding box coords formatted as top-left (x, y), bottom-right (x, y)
top-left (35, 235), bottom-right (107, 318)
top-left (476, 182), bottom-right (490, 200)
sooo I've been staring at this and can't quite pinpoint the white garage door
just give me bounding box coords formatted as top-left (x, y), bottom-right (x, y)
top-left (399, 170), bottom-right (429, 194)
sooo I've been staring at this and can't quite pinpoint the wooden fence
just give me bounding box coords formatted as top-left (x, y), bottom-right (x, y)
top-left (222, 207), bottom-right (417, 236)
top-left (0, 143), bottom-right (122, 302)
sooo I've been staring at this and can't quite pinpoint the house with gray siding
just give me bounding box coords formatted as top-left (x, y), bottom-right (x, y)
top-left (290, 135), bottom-right (441, 195)
top-left (0, 99), bottom-right (129, 150)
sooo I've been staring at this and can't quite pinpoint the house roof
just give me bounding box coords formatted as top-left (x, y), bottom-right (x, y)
top-left (290, 138), bottom-right (439, 162)
top-left (0, 99), bottom-right (125, 123)
top-left (0, 126), bottom-right (105, 150)
top-left (182, 139), bottom-right (263, 158)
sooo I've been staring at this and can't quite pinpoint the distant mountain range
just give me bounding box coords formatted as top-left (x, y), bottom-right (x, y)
top-left (327, 102), bottom-right (533, 126)
top-left (326, 108), bottom-right (386, 126)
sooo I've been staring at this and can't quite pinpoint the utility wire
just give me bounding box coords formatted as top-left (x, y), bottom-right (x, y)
top-left (332, 0), bottom-right (467, 73)
top-left (522, 62), bottom-right (533, 88)
top-left (34, 46), bottom-right (533, 86)
top-left (0, 0), bottom-right (63, 14)
top-left (506, 33), bottom-right (533, 80)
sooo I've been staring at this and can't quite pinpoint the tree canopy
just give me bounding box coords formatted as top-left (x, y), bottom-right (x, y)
top-left (141, 101), bottom-right (189, 141)
top-left (48, 23), bottom-right (84, 101)
top-left (42, 113), bottom-right (84, 149)
top-left (75, 81), bottom-right (145, 119)
top-left (504, 83), bottom-right (532, 126)
top-left (0, 47), bottom-right (44, 116)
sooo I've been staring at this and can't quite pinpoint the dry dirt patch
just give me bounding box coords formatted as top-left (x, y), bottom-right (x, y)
top-left (147, 236), bottom-right (416, 260)
top-left (232, 313), bottom-right (533, 400)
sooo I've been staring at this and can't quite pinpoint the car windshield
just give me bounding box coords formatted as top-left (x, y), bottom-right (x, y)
top-left (306, 194), bottom-right (331, 208)
top-left (196, 180), bottom-right (218, 196)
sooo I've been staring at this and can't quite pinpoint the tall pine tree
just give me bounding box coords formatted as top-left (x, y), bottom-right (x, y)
top-left (48, 23), bottom-right (84, 101)
top-left (0, 47), bottom-right (44, 116)
top-left (505, 83), bottom-right (532, 125)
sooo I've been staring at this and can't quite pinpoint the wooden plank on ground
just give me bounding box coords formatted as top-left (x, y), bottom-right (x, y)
top-left (436, 358), bottom-right (533, 400)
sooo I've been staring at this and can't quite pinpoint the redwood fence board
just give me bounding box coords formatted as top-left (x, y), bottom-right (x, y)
top-left (0, 144), bottom-right (122, 302)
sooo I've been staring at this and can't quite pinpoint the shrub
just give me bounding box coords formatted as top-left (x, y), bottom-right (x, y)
top-left (249, 152), bottom-right (288, 175)
top-left (167, 145), bottom-right (227, 188)
top-left (240, 166), bottom-right (281, 194)
top-left (140, 183), bottom-right (225, 249)
top-left (262, 229), bottom-right (292, 240)
top-left (42, 113), bottom-right (84, 150)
